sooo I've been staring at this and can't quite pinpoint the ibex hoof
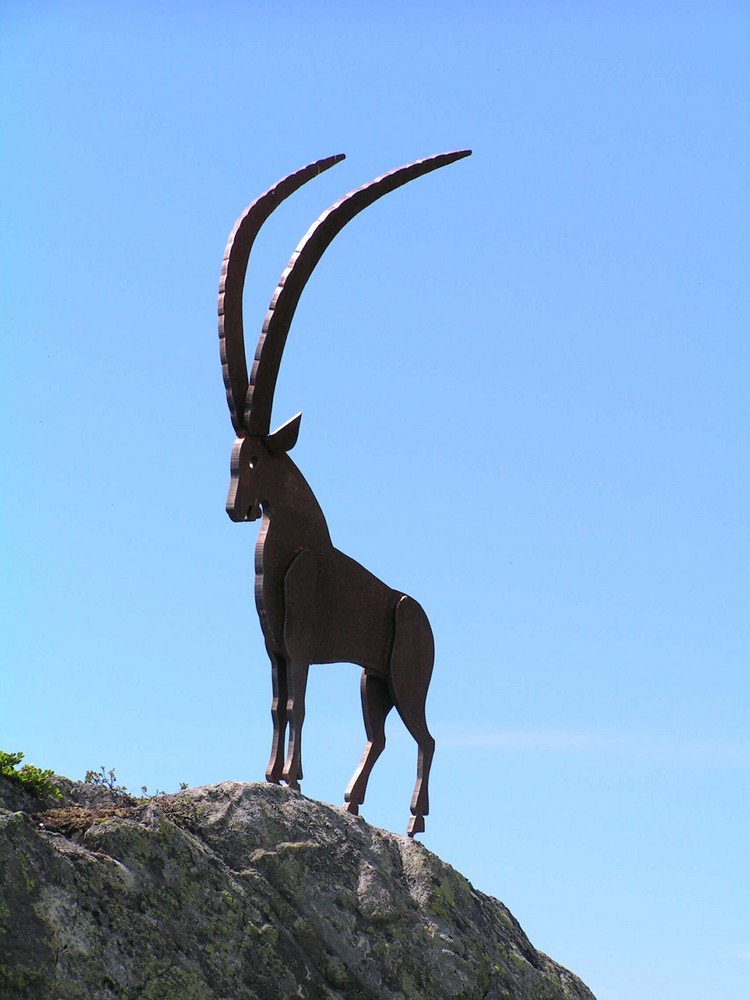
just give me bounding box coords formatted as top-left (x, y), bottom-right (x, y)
top-left (407, 815), bottom-right (425, 837)
top-left (343, 801), bottom-right (360, 816)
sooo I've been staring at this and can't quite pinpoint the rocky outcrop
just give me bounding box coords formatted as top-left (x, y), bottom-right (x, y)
top-left (0, 774), bottom-right (595, 999)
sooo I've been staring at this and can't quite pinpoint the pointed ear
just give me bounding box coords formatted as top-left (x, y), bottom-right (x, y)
top-left (267, 412), bottom-right (302, 454)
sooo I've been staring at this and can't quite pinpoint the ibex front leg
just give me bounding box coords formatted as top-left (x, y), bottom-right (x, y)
top-left (280, 550), bottom-right (317, 791)
top-left (265, 652), bottom-right (288, 784)
top-left (282, 660), bottom-right (309, 790)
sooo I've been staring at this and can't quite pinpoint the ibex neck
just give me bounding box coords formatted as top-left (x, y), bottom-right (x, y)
top-left (263, 456), bottom-right (331, 545)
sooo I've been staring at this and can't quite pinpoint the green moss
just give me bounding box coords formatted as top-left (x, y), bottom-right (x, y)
top-left (259, 923), bottom-right (279, 945)
top-left (398, 968), bottom-right (420, 997)
top-left (140, 960), bottom-right (209, 1000)
top-left (510, 951), bottom-right (528, 971)
top-left (324, 955), bottom-right (350, 989)
top-left (18, 854), bottom-right (37, 893)
top-left (0, 962), bottom-right (45, 990)
top-left (336, 887), bottom-right (357, 910)
top-left (428, 874), bottom-right (458, 919)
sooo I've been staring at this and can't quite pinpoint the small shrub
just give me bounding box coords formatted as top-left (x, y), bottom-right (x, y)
top-left (84, 766), bottom-right (131, 796)
top-left (84, 767), bottom-right (190, 800)
top-left (0, 750), bottom-right (62, 799)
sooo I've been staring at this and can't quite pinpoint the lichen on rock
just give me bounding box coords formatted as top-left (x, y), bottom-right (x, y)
top-left (0, 774), bottom-right (596, 999)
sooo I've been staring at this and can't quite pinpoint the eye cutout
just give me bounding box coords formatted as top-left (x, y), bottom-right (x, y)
top-left (248, 456), bottom-right (259, 470)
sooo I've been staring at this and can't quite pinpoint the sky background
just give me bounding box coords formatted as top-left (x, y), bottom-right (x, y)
top-left (2, 3), bottom-right (748, 998)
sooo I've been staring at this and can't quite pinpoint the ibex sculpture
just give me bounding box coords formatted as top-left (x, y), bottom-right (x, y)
top-left (219, 150), bottom-right (470, 835)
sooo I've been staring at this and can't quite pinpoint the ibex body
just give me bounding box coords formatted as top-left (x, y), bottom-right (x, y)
top-left (219, 151), bottom-right (470, 835)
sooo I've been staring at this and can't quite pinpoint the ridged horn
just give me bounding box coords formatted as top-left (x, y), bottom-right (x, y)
top-left (245, 149), bottom-right (472, 437)
top-left (218, 154), bottom-right (346, 434)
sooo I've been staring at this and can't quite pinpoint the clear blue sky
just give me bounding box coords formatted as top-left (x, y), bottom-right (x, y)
top-left (3, 4), bottom-right (748, 998)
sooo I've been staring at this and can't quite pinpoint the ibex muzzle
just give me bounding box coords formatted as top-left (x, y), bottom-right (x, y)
top-left (219, 151), bottom-right (470, 836)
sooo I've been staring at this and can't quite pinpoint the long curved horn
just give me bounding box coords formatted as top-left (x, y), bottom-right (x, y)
top-left (245, 149), bottom-right (472, 436)
top-left (219, 154), bottom-right (346, 434)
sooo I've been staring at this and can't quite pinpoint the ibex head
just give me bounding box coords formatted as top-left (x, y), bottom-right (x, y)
top-left (225, 414), bottom-right (302, 522)
top-left (219, 150), bottom-right (471, 522)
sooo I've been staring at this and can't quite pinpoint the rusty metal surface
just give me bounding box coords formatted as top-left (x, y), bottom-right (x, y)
top-left (218, 150), bottom-right (470, 836)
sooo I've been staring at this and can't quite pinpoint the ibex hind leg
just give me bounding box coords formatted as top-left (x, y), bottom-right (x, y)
top-left (344, 672), bottom-right (394, 815)
top-left (265, 654), bottom-right (289, 784)
top-left (389, 595), bottom-right (435, 837)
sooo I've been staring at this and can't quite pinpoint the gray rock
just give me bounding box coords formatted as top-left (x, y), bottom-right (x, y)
top-left (0, 774), bottom-right (596, 999)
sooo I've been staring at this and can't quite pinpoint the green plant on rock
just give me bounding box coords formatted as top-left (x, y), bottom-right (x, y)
top-left (0, 750), bottom-right (62, 799)
top-left (84, 765), bottom-right (132, 796)
top-left (84, 766), bottom-right (191, 801)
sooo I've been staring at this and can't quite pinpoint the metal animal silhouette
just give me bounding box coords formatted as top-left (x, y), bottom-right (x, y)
top-left (218, 150), bottom-right (470, 836)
